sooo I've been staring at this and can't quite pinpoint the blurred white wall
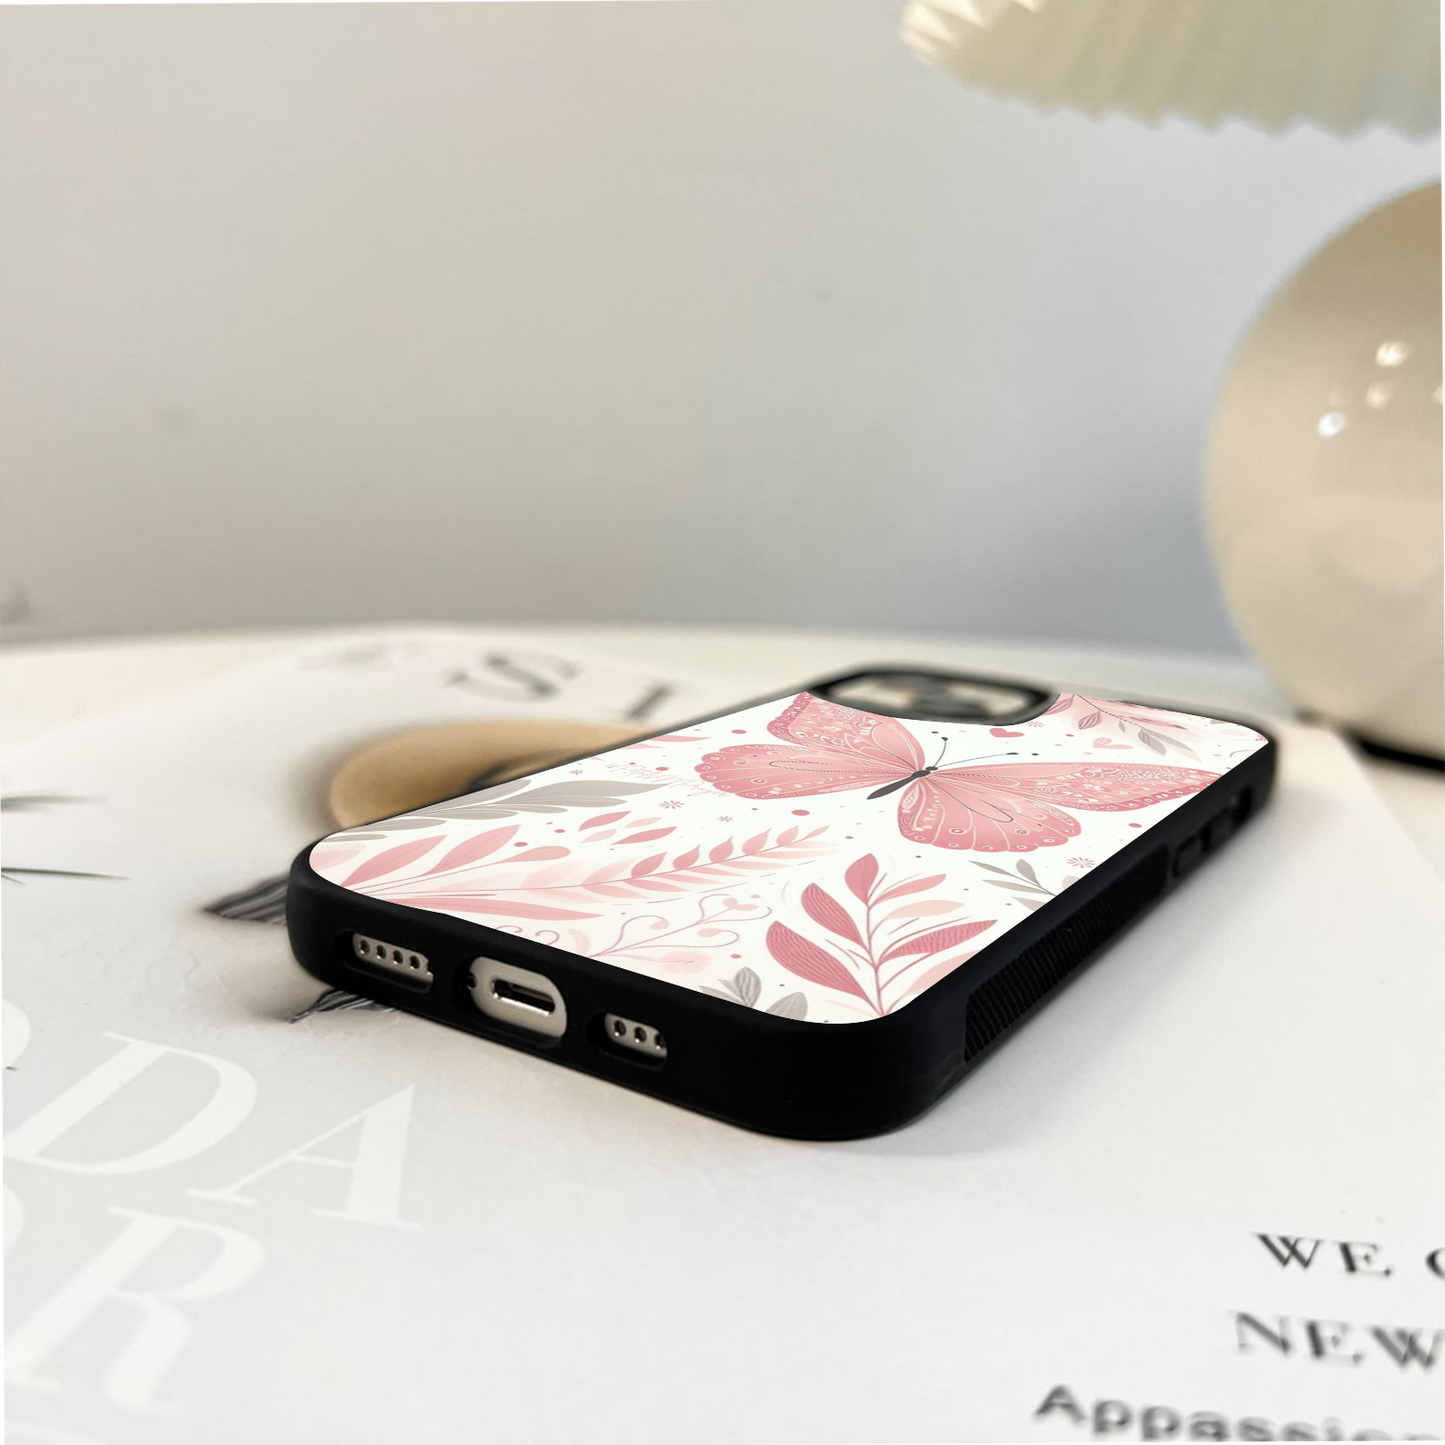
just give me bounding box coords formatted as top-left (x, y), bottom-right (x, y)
top-left (0, 0), bottom-right (1437, 649)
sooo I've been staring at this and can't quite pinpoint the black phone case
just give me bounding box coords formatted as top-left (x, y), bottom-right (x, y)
top-left (287, 670), bottom-right (1276, 1140)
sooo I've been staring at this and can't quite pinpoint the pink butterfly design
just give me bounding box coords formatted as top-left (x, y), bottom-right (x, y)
top-left (695, 694), bottom-right (1220, 853)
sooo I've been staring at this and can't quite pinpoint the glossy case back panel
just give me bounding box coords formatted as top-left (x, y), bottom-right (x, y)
top-left (308, 691), bottom-right (1269, 1027)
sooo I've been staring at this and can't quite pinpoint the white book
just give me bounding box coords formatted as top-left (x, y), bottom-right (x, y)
top-left (4, 628), bottom-right (1442, 1445)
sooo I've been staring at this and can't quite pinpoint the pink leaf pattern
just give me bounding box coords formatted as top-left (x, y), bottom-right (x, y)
top-left (341, 836), bottom-right (441, 887)
top-left (800, 884), bottom-right (863, 944)
top-left (589, 895), bottom-right (770, 974)
top-left (579, 812), bottom-right (627, 831)
top-left (407, 896), bottom-right (599, 920)
top-left (308, 843), bottom-right (363, 873)
top-left (875, 874), bottom-right (946, 902)
top-left (1054, 693), bottom-right (1203, 760)
top-left (357, 823), bottom-right (833, 921)
top-left (880, 898), bottom-right (962, 921)
top-left (879, 920), bottom-right (993, 964)
top-left (905, 950), bottom-right (982, 999)
top-left (763, 857), bottom-right (997, 1016)
top-left (766, 924), bottom-right (872, 1002)
top-left (845, 854), bottom-right (879, 902)
top-left (617, 828), bottom-right (674, 846)
top-left (434, 826), bottom-right (519, 871)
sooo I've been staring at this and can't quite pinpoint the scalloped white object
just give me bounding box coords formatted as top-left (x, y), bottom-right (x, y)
top-left (903, 0), bottom-right (1439, 137)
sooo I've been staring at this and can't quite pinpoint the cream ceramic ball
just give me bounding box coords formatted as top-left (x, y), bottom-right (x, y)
top-left (1207, 182), bottom-right (1443, 759)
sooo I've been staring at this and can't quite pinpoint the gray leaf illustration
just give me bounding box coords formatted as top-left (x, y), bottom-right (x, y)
top-left (971, 861), bottom-right (1019, 878)
top-left (505, 781), bottom-right (660, 805)
top-left (335, 823), bottom-right (432, 839)
top-left (766, 992), bottom-right (808, 1020)
top-left (1138, 730), bottom-right (1167, 756)
top-left (1015, 860), bottom-right (1040, 885)
top-left (466, 777), bottom-right (530, 800)
top-left (365, 816), bottom-right (471, 832)
top-left (412, 780), bottom-right (662, 822)
top-left (734, 967), bottom-right (761, 1008)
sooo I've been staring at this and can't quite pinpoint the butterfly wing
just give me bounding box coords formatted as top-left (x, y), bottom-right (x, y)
top-left (695, 743), bottom-right (899, 800)
top-left (764, 692), bottom-right (925, 770)
top-left (897, 760), bottom-right (1219, 852)
top-left (898, 774), bottom-right (1080, 852)
top-left (697, 692), bottom-right (924, 800)
top-left (958, 760), bottom-right (1220, 812)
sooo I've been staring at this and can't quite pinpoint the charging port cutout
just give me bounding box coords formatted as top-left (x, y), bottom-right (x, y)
top-left (470, 959), bottom-right (567, 1039)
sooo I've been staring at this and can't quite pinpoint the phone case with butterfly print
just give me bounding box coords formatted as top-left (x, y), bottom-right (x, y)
top-left (287, 669), bottom-right (1275, 1139)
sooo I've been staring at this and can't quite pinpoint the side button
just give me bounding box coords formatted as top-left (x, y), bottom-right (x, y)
top-left (1172, 835), bottom-right (1204, 878)
top-left (1201, 811), bottom-right (1235, 852)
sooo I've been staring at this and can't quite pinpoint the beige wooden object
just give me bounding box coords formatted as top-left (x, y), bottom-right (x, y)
top-left (327, 719), bottom-right (641, 828)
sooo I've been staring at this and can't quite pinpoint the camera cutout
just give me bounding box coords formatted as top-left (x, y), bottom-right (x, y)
top-left (816, 669), bottom-right (1052, 724)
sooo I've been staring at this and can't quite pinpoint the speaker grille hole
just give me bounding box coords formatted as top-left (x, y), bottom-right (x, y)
top-left (600, 1014), bottom-right (667, 1064)
top-left (963, 850), bottom-right (1168, 1061)
top-left (349, 933), bottom-right (433, 990)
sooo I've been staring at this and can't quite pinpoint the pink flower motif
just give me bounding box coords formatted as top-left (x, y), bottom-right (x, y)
top-left (1066, 856), bottom-right (1094, 869)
